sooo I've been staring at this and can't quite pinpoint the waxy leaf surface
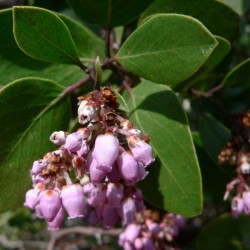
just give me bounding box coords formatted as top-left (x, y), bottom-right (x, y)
top-left (117, 14), bottom-right (218, 87)
top-left (0, 78), bottom-right (70, 212)
top-left (13, 6), bottom-right (79, 64)
top-left (0, 9), bottom-right (104, 86)
top-left (67, 0), bottom-right (153, 27)
top-left (140, 0), bottom-right (239, 41)
top-left (126, 80), bottom-right (202, 216)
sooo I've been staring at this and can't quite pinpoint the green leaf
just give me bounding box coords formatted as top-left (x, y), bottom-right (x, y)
top-left (140, 0), bottom-right (239, 41)
top-left (218, 0), bottom-right (243, 15)
top-left (222, 59), bottom-right (250, 87)
top-left (179, 36), bottom-right (231, 91)
top-left (58, 14), bottom-right (105, 63)
top-left (0, 9), bottom-right (104, 86)
top-left (192, 132), bottom-right (230, 204)
top-left (66, 0), bottom-right (154, 28)
top-left (116, 14), bottom-right (218, 87)
top-left (197, 213), bottom-right (250, 250)
top-left (0, 78), bottom-right (70, 212)
top-left (199, 114), bottom-right (232, 165)
top-left (13, 6), bottom-right (79, 64)
top-left (125, 80), bottom-right (202, 216)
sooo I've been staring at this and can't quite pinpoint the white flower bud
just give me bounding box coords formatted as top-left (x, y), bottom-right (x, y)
top-left (129, 128), bottom-right (142, 137)
top-left (50, 131), bottom-right (66, 145)
top-left (241, 162), bottom-right (250, 174)
top-left (78, 100), bottom-right (97, 125)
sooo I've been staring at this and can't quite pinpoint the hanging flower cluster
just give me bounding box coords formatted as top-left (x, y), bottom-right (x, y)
top-left (119, 210), bottom-right (185, 250)
top-left (24, 87), bottom-right (154, 230)
top-left (219, 110), bottom-right (250, 218)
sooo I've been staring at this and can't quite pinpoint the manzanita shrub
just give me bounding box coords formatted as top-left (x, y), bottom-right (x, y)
top-left (0, 0), bottom-right (250, 249)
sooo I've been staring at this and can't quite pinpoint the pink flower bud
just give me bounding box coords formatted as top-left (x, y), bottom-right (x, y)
top-left (124, 223), bottom-right (141, 242)
top-left (106, 162), bottom-right (122, 183)
top-left (24, 189), bottom-right (40, 209)
top-left (175, 215), bottom-right (185, 228)
top-left (63, 132), bottom-right (83, 153)
top-left (117, 151), bottom-right (139, 183)
top-left (93, 133), bottom-right (119, 172)
top-left (138, 162), bottom-right (148, 181)
top-left (127, 135), bottom-right (154, 166)
top-left (89, 156), bottom-right (106, 184)
top-left (50, 131), bottom-right (66, 145)
top-left (231, 196), bottom-right (244, 218)
top-left (31, 159), bottom-right (47, 175)
top-left (77, 140), bottom-right (89, 157)
top-left (39, 189), bottom-right (61, 222)
top-left (143, 237), bottom-right (154, 250)
top-left (146, 220), bottom-right (160, 235)
top-left (122, 198), bottom-right (136, 225)
top-left (32, 174), bottom-right (45, 185)
top-left (88, 210), bottom-right (99, 226)
top-left (61, 184), bottom-right (86, 219)
top-left (107, 183), bottom-right (124, 207)
top-left (124, 242), bottom-right (133, 250)
top-left (34, 204), bottom-right (43, 218)
top-left (83, 183), bottom-right (94, 195)
top-left (24, 183), bottom-right (45, 209)
top-left (134, 238), bottom-right (143, 249)
top-left (103, 204), bottom-right (119, 228)
top-left (243, 191), bottom-right (250, 215)
top-left (48, 206), bottom-right (65, 230)
top-left (88, 184), bottom-right (107, 207)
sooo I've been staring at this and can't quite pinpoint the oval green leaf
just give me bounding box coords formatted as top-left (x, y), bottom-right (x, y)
top-left (13, 6), bottom-right (79, 64)
top-left (125, 80), bottom-right (202, 217)
top-left (66, 0), bottom-right (154, 28)
top-left (197, 213), bottom-right (250, 250)
top-left (199, 114), bottom-right (232, 165)
top-left (140, 0), bottom-right (239, 41)
top-left (116, 14), bottom-right (218, 87)
top-left (222, 58), bottom-right (250, 87)
top-left (0, 78), bottom-right (71, 212)
top-left (0, 9), bottom-right (104, 85)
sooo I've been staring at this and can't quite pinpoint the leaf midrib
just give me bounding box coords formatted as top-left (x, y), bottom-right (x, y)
top-left (117, 45), bottom-right (214, 60)
top-left (129, 88), bottom-right (190, 202)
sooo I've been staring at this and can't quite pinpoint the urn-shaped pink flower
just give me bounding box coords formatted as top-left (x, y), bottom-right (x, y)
top-left (47, 206), bottom-right (65, 230)
top-left (31, 159), bottom-right (47, 175)
top-left (122, 197), bottom-right (136, 225)
top-left (93, 133), bottom-right (119, 172)
top-left (61, 184), bottom-right (86, 219)
top-left (117, 151), bottom-right (139, 183)
top-left (102, 204), bottom-right (119, 228)
top-left (127, 135), bottom-right (154, 166)
top-left (39, 189), bottom-right (61, 222)
top-left (63, 132), bottom-right (83, 153)
top-left (24, 182), bottom-right (45, 209)
top-left (89, 154), bottom-right (106, 184)
top-left (107, 183), bottom-right (124, 207)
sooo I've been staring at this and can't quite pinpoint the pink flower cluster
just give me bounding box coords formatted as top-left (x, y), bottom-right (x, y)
top-left (24, 87), bottom-right (154, 232)
top-left (119, 212), bottom-right (185, 250)
top-left (223, 154), bottom-right (250, 218)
